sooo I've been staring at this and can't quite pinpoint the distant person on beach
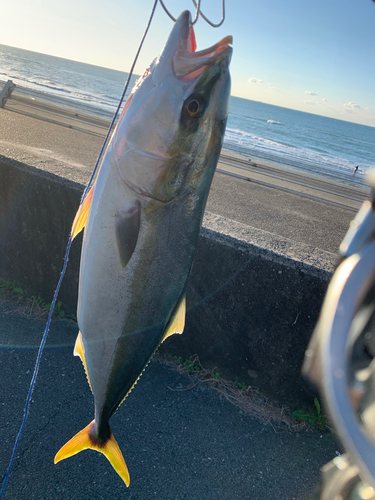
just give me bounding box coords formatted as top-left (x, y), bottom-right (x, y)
top-left (353, 165), bottom-right (359, 175)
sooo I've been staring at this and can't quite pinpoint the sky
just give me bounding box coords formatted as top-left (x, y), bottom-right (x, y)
top-left (1, 0), bottom-right (375, 127)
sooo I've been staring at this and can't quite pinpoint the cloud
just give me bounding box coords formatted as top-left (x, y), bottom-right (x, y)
top-left (304, 100), bottom-right (315, 105)
top-left (305, 91), bottom-right (318, 96)
top-left (248, 78), bottom-right (263, 84)
top-left (344, 102), bottom-right (361, 109)
top-left (322, 98), bottom-right (328, 102)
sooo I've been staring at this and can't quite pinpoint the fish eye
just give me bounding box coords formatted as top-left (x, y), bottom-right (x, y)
top-left (181, 94), bottom-right (206, 131)
top-left (184, 96), bottom-right (206, 119)
top-left (187, 99), bottom-right (200, 115)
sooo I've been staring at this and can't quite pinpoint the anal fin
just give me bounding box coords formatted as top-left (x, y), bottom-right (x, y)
top-left (73, 331), bottom-right (92, 392)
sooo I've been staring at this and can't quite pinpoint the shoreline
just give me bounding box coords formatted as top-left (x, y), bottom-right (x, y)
top-left (1, 93), bottom-right (369, 206)
top-left (0, 95), bottom-right (366, 253)
top-left (1, 79), bottom-right (371, 191)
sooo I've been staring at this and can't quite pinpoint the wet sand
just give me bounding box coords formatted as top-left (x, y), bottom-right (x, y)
top-left (0, 96), bottom-right (367, 253)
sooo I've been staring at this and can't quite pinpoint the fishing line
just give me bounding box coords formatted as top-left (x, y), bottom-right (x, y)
top-left (1, 0), bottom-right (228, 493)
top-left (0, 0), bottom-right (158, 496)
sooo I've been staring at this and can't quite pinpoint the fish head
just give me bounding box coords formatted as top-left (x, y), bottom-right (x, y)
top-left (114, 10), bottom-right (232, 203)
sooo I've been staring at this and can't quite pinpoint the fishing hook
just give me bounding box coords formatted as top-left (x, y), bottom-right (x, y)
top-left (191, 0), bottom-right (225, 27)
top-left (191, 0), bottom-right (202, 25)
top-left (159, 0), bottom-right (225, 27)
top-left (159, 0), bottom-right (201, 24)
top-left (158, 0), bottom-right (177, 22)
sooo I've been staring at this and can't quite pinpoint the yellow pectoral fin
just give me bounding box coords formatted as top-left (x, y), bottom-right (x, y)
top-left (73, 332), bottom-right (92, 392)
top-left (162, 295), bottom-right (186, 342)
top-left (71, 186), bottom-right (94, 240)
top-left (54, 421), bottom-right (130, 487)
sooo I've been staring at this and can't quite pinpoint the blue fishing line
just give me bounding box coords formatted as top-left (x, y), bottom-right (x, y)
top-left (0, 0), bottom-right (159, 496)
top-left (83, 0), bottom-right (159, 197)
top-left (0, 237), bottom-right (73, 499)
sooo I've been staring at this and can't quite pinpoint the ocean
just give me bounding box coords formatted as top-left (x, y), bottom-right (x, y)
top-left (1, 43), bottom-right (374, 189)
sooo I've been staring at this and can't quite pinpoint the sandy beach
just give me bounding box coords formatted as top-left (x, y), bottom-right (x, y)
top-left (0, 95), bottom-right (367, 253)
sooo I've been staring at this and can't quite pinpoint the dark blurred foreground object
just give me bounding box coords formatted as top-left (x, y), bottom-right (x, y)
top-left (303, 178), bottom-right (375, 500)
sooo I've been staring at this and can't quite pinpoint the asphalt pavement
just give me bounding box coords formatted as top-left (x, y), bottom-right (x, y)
top-left (0, 300), bottom-right (339, 500)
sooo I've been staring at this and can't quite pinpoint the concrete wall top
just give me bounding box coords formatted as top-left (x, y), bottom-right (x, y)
top-left (0, 153), bottom-right (337, 407)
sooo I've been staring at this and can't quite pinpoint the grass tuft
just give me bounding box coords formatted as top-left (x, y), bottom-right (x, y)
top-left (157, 353), bottom-right (328, 431)
top-left (0, 277), bottom-right (67, 319)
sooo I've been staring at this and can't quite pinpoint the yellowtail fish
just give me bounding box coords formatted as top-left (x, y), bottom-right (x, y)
top-left (54, 10), bottom-right (232, 486)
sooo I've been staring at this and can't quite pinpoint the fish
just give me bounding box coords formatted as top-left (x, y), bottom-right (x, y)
top-left (54, 10), bottom-right (232, 486)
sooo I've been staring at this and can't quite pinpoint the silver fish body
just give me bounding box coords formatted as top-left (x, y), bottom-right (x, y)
top-left (55, 10), bottom-right (232, 485)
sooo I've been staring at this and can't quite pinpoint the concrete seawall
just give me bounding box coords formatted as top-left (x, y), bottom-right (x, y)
top-left (0, 154), bottom-right (337, 408)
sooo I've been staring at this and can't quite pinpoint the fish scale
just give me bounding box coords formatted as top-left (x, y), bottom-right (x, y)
top-left (54, 10), bottom-right (232, 487)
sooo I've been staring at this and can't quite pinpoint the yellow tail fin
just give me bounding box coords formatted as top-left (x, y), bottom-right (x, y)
top-left (54, 420), bottom-right (130, 487)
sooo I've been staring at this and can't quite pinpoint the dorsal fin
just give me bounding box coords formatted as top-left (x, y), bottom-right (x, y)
top-left (71, 186), bottom-right (94, 240)
top-left (162, 295), bottom-right (186, 342)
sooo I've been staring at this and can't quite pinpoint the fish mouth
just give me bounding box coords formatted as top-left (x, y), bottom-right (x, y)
top-left (152, 10), bottom-right (232, 85)
top-left (173, 34), bottom-right (233, 80)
